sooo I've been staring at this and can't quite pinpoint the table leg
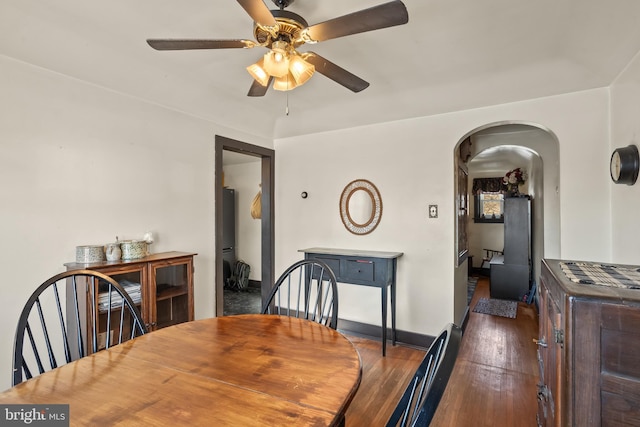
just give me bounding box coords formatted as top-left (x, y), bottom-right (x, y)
top-left (381, 286), bottom-right (387, 357)
top-left (391, 282), bottom-right (396, 345)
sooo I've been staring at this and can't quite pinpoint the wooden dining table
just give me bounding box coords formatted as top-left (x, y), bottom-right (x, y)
top-left (0, 314), bottom-right (362, 426)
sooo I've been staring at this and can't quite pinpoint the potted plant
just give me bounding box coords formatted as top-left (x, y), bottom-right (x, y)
top-left (503, 167), bottom-right (527, 197)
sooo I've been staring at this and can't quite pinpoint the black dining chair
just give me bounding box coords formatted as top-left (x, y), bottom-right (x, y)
top-left (386, 323), bottom-right (462, 427)
top-left (262, 259), bottom-right (339, 329)
top-left (12, 269), bottom-right (147, 386)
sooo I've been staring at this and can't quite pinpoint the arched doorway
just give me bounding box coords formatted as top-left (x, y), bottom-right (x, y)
top-left (454, 122), bottom-right (560, 323)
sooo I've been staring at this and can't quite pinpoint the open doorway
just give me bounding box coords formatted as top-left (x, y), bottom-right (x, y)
top-left (454, 122), bottom-right (560, 322)
top-left (214, 135), bottom-right (275, 316)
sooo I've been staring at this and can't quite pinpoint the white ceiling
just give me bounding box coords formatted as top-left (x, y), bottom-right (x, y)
top-left (2, 0), bottom-right (640, 139)
top-left (470, 144), bottom-right (537, 174)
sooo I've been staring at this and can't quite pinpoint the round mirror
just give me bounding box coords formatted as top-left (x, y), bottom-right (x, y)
top-left (339, 179), bottom-right (383, 235)
top-left (348, 189), bottom-right (374, 226)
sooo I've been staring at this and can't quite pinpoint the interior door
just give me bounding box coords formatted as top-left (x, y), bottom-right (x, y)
top-left (214, 135), bottom-right (275, 316)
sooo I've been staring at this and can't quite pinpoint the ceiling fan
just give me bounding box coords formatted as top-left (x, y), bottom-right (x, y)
top-left (147, 0), bottom-right (409, 96)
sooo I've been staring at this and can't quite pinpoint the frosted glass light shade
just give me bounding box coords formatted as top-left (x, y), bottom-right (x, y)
top-left (273, 72), bottom-right (298, 91)
top-left (246, 58), bottom-right (270, 86)
top-left (289, 54), bottom-right (315, 85)
top-left (263, 51), bottom-right (289, 77)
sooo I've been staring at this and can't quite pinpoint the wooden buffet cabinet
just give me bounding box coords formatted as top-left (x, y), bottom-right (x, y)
top-left (64, 251), bottom-right (196, 350)
top-left (537, 259), bottom-right (640, 426)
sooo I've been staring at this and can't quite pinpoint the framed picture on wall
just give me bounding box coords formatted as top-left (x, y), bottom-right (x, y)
top-left (457, 166), bottom-right (469, 265)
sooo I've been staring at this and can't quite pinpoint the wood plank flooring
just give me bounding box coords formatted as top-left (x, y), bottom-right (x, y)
top-left (343, 335), bottom-right (425, 425)
top-left (344, 276), bottom-right (539, 426)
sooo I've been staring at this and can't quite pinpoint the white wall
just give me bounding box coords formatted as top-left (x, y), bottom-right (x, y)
top-left (0, 51), bottom-right (620, 392)
top-left (611, 52), bottom-right (640, 263)
top-left (0, 55), bottom-right (271, 391)
top-left (275, 88), bottom-right (611, 338)
top-left (222, 161), bottom-right (262, 280)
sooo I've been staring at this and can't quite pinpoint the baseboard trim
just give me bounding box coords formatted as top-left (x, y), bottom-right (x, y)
top-left (337, 318), bottom-right (433, 351)
top-left (247, 279), bottom-right (261, 289)
top-left (460, 306), bottom-right (471, 332)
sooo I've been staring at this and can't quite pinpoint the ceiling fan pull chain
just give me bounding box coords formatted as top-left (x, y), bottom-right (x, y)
top-left (285, 92), bottom-right (289, 116)
top-left (284, 72), bottom-right (291, 115)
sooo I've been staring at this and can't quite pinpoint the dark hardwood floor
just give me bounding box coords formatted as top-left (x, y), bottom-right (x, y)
top-left (344, 276), bottom-right (539, 426)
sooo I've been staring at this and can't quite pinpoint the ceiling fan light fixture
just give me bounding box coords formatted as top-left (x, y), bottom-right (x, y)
top-left (273, 71), bottom-right (299, 91)
top-left (262, 40), bottom-right (290, 77)
top-left (263, 51), bottom-right (289, 77)
top-left (289, 54), bottom-right (315, 85)
top-left (246, 58), bottom-right (270, 86)
top-left (148, 0), bottom-right (409, 97)
top-left (270, 40), bottom-right (289, 57)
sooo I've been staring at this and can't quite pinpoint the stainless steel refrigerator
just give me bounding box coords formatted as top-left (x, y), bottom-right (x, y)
top-left (222, 188), bottom-right (236, 270)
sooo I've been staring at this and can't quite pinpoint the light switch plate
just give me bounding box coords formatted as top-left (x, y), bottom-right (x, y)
top-left (429, 205), bottom-right (438, 218)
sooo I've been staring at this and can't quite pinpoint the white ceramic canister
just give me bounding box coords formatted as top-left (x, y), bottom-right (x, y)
top-left (76, 245), bottom-right (106, 263)
top-left (105, 242), bottom-right (122, 261)
top-left (120, 240), bottom-right (148, 260)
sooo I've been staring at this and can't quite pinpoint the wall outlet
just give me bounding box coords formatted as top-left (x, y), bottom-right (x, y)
top-left (97, 330), bottom-right (114, 350)
top-left (429, 205), bottom-right (438, 218)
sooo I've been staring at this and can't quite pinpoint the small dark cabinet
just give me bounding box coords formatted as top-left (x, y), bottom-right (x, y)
top-left (490, 197), bottom-right (531, 300)
top-left (299, 247), bottom-right (403, 356)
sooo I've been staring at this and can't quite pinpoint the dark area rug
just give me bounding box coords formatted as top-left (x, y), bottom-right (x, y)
top-left (473, 297), bottom-right (518, 319)
top-left (223, 287), bottom-right (262, 316)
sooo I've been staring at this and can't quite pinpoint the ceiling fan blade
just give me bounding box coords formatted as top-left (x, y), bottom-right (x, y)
top-left (247, 77), bottom-right (273, 97)
top-left (304, 52), bottom-right (369, 93)
top-left (236, 0), bottom-right (277, 27)
top-left (305, 1), bottom-right (408, 42)
top-left (147, 39), bottom-right (255, 50)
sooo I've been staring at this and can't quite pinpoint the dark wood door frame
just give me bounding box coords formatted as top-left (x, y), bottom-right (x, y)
top-left (214, 135), bottom-right (275, 316)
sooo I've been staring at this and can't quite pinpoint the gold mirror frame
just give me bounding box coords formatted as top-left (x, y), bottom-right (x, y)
top-left (339, 179), bottom-right (383, 235)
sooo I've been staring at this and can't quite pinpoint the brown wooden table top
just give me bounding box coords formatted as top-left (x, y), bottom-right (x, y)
top-left (0, 315), bottom-right (362, 426)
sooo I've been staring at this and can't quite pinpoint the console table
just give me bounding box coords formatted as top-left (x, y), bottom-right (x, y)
top-left (299, 247), bottom-right (403, 356)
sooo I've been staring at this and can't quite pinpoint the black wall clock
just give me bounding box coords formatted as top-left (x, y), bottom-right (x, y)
top-left (610, 145), bottom-right (639, 185)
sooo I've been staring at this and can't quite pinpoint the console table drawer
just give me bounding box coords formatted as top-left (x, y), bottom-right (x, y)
top-left (308, 252), bottom-right (393, 287)
top-left (316, 257), bottom-right (340, 276)
top-left (343, 260), bottom-right (375, 282)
